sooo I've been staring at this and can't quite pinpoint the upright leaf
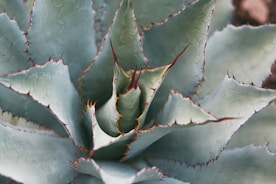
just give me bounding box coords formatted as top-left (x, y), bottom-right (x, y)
top-left (0, 0), bottom-right (29, 30)
top-left (81, 0), bottom-right (148, 107)
top-left (144, 0), bottom-right (215, 120)
top-left (28, 0), bottom-right (97, 84)
top-left (198, 25), bottom-right (276, 99)
top-left (0, 13), bottom-right (31, 75)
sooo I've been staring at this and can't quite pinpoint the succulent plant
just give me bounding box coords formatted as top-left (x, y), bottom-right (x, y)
top-left (1, 0), bottom-right (276, 183)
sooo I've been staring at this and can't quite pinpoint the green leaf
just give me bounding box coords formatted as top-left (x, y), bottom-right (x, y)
top-left (227, 103), bottom-right (276, 153)
top-left (133, 0), bottom-right (186, 28)
top-left (84, 104), bottom-right (135, 160)
top-left (147, 146), bottom-right (276, 184)
top-left (0, 0), bottom-right (29, 30)
top-left (80, 0), bottom-right (148, 107)
top-left (0, 13), bottom-right (31, 75)
top-left (74, 158), bottom-right (163, 184)
top-left (198, 25), bottom-right (276, 99)
top-left (0, 109), bottom-right (57, 136)
top-left (143, 0), bottom-right (214, 92)
top-left (143, 0), bottom-right (215, 120)
top-left (0, 85), bottom-right (67, 136)
top-left (93, 0), bottom-right (120, 47)
top-left (156, 91), bottom-right (217, 126)
top-left (117, 88), bottom-right (141, 132)
top-left (141, 77), bottom-right (276, 165)
top-left (209, 0), bottom-right (233, 36)
top-left (125, 90), bottom-right (223, 160)
top-left (28, 0), bottom-right (97, 85)
top-left (0, 123), bottom-right (79, 184)
top-left (0, 60), bottom-right (90, 148)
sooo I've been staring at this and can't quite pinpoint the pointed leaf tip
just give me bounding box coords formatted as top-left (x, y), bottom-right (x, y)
top-left (168, 45), bottom-right (189, 70)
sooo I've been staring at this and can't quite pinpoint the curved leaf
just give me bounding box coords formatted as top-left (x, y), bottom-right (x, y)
top-left (0, 84), bottom-right (67, 136)
top-left (209, 0), bottom-right (233, 36)
top-left (80, 0), bottom-right (148, 107)
top-left (0, 123), bottom-right (78, 184)
top-left (156, 91), bottom-right (217, 126)
top-left (198, 25), bottom-right (276, 99)
top-left (124, 90), bottom-right (223, 160)
top-left (0, 13), bottom-right (31, 75)
top-left (0, 0), bottom-right (29, 30)
top-left (28, 0), bottom-right (97, 84)
top-left (227, 103), bottom-right (276, 153)
top-left (0, 60), bottom-right (90, 148)
top-left (144, 0), bottom-right (215, 120)
top-left (141, 77), bottom-right (276, 165)
top-left (0, 109), bottom-right (57, 136)
top-left (147, 146), bottom-right (276, 184)
top-left (85, 104), bottom-right (135, 160)
top-left (92, 0), bottom-right (120, 47)
top-left (74, 158), bottom-right (163, 184)
top-left (133, 0), bottom-right (186, 28)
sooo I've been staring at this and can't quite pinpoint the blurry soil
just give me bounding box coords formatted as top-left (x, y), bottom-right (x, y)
top-left (232, 0), bottom-right (276, 89)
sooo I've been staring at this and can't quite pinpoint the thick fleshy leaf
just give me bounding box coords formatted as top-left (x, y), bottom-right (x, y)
top-left (0, 60), bottom-right (90, 148)
top-left (95, 49), bottom-right (176, 135)
top-left (74, 158), bottom-right (163, 184)
top-left (117, 88), bottom-right (141, 132)
top-left (141, 77), bottom-right (276, 165)
top-left (156, 91), bottom-right (217, 126)
top-left (87, 104), bottom-right (135, 154)
top-left (133, 0), bottom-right (186, 28)
top-left (227, 103), bottom-right (276, 153)
top-left (0, 13), bottom-right (31, 75)
top-left (144, 0), bottom-right (215, 120)
top-left (92, 0), bottom-right (120, 47)
top-left (143, 0), bottom-right (214, 92)
top-left (0, 123), bottom-right (78, 184)
top-left (0, 84), bottom-right (67, 136)
top-left (147, 146), bottom-right (276, 184)
top-left (198, 25), bottom-right (276, 99)
top-left (0, 109), bottom-right (57, 136)
top-left (125, 91), bottom-right (222, 160)
top-left (0, 0), bottom-right (29, 30)
top-left (80, 0), bottom-right (148, 107)
top-left (208, 0), bottom-right (233, 35)
top-left (28, 0), bottom-right (96, 84)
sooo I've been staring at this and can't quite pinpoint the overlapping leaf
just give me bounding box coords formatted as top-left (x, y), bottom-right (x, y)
top-left (197, 25), bottom-right (276, 99)
top-left (74, 158), bottom-right (163, 184)
top-left (28, 0), bottom-right (96, 85)
top-left (141, 77), bottom-right (276, 165)
top-left (147, 146), bottom-right (276, 184)
top-left (0, 123), bottom-right (78, 184)
top-left (143, 0), bottom-right (215, 120)
top-left (227, 103), bottom-right (276, 152)
top-left (0, 60), bottom-right (90, 148)
top-left (81, 0), bottom-right (148, 107)
top-left (0, 13), bottom-right (31, 75)
top-left (0, 0), bottom-right (29, 30)
top-left (124, 91), bottom-right (221, 160)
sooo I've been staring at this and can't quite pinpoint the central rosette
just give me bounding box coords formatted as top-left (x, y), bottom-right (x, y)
top-left (95, 42), bottom-right (187, 137)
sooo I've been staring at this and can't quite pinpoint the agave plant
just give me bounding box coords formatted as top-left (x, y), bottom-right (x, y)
top-left (1, 0), bottom-right (276, 183)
